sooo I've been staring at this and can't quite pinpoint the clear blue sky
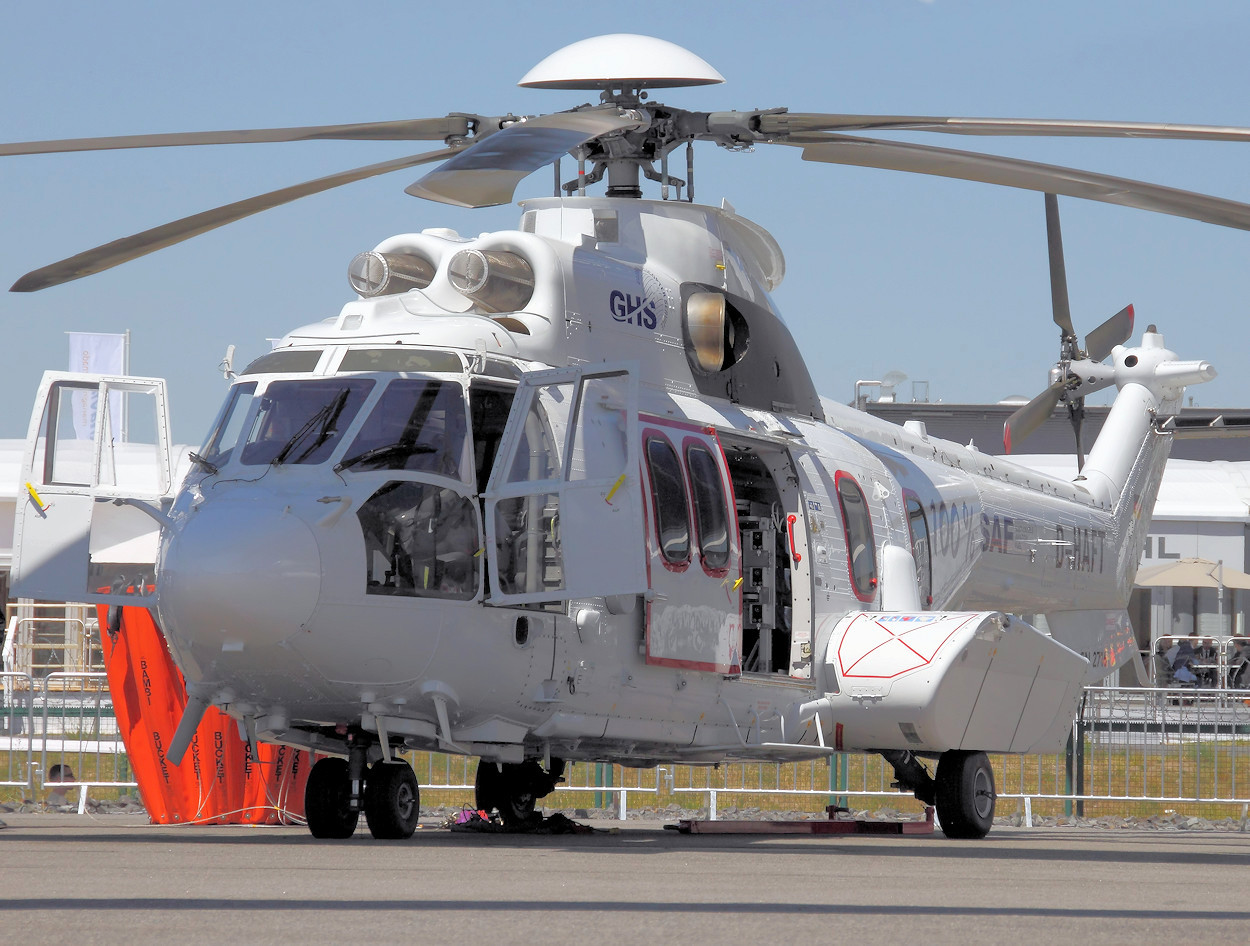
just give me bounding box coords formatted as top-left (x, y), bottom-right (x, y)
top-left (3, 1), bottom-right (1248, 444)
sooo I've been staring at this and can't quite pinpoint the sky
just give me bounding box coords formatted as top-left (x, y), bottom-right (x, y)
top-left (2, 0), bottom-right (1249, 445)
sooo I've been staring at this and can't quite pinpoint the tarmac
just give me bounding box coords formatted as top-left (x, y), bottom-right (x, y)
top-left (3, 812), bottom-right (1249, 944)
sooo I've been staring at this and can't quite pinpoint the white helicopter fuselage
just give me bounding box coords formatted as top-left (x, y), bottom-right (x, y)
top-left (122, 197), bottom-right (1201, 769)
top-left (11, 196), bottom-right (1213, 791)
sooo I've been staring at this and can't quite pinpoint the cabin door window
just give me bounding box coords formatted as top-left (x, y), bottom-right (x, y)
top-left (905, 494), bottom-right (933, 607)
top-left (485, 364), bottom-right (646, 605)
top-left (642, 421), bottom-right (741, 674)
top-left (837, 472), bottom-right (878, 602)
top-left (14, 372), bottom-right (173, 605)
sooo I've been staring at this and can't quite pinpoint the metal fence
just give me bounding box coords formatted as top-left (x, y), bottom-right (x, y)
top-left (6, 680), bottom-right (1250, 821)
top-left (1152, 634), bottom-right (1250, 689)
top-left (2, 604), bottom-right (103, 678)
top-left (0, 670), bottom-right (136, 810)
top-left (415, 686), bottom-right (1250, 822)
top-left (411, 754), bottom-right (662, 820)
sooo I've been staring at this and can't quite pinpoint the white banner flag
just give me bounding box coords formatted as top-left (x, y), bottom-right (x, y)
top-left (68, 332), bottom-right (127, 441)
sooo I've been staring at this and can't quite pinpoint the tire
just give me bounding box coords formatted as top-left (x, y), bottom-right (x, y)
top-left (364, 761), bottom-right (420, 840)
top-left (305, 757), bottom-right (359, 839)
top-left (474, 759), bottom-right (502, 815)
top-left (935, 750), bottom-right (996, 839)
top-left (474, 760), bottom-right (541, 827)
top-left (498, 778), bottom-right (537, 827)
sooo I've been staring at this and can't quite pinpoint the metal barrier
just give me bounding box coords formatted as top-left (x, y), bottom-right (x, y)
top-left (1152, 634), bottom-right (1250, 689)
top-left (554, 762), bottom-right (660, 819)
top-left (37, 672), bottom-right (135, 812)
top-left (6, 677), bottom-right (1249, 820)
top-left (410, 686), bottom-right (1250, 822)
top-left (2, 604), bottom-right (103, 678)
top-left (410, 755), bottom-right (660, 820)
top-left (1, 672), bottom-right (36, 793)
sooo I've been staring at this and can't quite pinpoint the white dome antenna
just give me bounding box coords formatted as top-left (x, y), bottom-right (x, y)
top-left (519, 34), bottom-right (724, 91)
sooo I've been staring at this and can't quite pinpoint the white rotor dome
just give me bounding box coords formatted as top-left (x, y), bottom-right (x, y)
top-left (519, 34), bottom-right (724, 90)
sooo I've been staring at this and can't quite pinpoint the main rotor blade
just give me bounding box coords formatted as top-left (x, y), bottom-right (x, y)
top-left (761, 113), bottom-right (1250, 143)
top-left (0, 117), bottom-right (473, 156)
top-left (1003, 381), bottom-right (1066, 454)
top-left (11, 146), bottom-right (462, 292)
top-left (1084, 304), bottom-right (1136, 362)
top-left (791, 133), bottom-right (1250, 232)
top-left (406, 110), bottom-right (648, 208)
top-left (1045, 193), bottom-right (1074, 340)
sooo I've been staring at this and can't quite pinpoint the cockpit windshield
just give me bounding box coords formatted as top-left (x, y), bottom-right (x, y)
top-left (239, 379), bottom-right (375, 466)
top-left (199, 381), bottom-right (257, 468)
top-left (337, 379), bottom-right (469, 480)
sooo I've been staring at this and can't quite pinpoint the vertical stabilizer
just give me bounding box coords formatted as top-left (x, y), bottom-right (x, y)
top-left (1076, 327), bottom-right (1214, 509)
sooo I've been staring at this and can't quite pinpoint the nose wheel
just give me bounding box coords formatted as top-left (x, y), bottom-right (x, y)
top-left (934, 750), bottom-right (997, 839)
top-left (304, 756), bottom-right (421, 840)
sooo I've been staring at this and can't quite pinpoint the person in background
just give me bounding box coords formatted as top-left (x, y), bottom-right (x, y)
top-left (45, 764), bottom-right (78, 807)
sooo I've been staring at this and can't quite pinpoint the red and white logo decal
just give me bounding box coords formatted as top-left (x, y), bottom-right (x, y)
top-left (837, 613), bottom-right (974, 680)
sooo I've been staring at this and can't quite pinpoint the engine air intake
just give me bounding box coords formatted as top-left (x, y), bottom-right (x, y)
top-left (448, 249), bottom-right (535, 313)
top-left (348, 251), bottom-right (435, 297)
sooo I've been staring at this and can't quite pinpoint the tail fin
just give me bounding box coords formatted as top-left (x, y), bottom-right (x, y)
top-left (1076, 325), bottom-right (1214, 522)
top-left (1045, 327), bottom-right (1214, 683)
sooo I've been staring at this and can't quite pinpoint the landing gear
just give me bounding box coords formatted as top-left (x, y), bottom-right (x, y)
top-left (305, 754), bottom-right (422, 840)
top-left (880, 749), bottom-right (936, 806)
top-left (305, 757), bottom-right (359, 839)
top-left (935, 750), bottom-right (996, 839)
top-left (475, 758), bottom-right (565, 827)
top-left (364, 761), bottom-right (421, 839)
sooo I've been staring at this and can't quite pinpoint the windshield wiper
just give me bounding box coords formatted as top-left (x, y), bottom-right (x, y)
top-left (272, 388), bottom-right (350, 465)
top-left (334, 441), bottom-right (435, 473)
top-left (187, 451), bottom-right (219, 476)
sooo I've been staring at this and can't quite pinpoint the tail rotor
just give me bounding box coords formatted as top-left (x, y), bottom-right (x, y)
top-left (1004, 193), bottom-right (1134, 467)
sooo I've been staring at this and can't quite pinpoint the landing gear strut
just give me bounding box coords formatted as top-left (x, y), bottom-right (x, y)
top-left (880, 749), bottom-right (936, 806)
top-left (475, 758), bottom-right (565, 826)
top-left (881, 748), bottom-right (997, 839)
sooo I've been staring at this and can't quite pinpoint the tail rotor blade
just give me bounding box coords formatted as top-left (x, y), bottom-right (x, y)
top-left (1068, 398), bottom-right (1087, 472)
top-left (1084, 303), bottom-right (1135, 363)
top-left (1045, 193), bottom-right (1075, 341)
top-left (1004, 380), bottom-right (1065, 454)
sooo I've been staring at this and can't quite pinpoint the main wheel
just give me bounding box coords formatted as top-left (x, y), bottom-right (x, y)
top-left (935, 750), bottom-right (996, 839)
top-left (363, 761), bottom-right (420, 839)
top-left (474, 760), bottom-right (540, 827)
top-left (305, 757), bottom-right (359, 839)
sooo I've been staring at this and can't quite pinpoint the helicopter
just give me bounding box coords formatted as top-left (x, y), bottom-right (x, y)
top-left (7, 33), bottom-right (1246, 839)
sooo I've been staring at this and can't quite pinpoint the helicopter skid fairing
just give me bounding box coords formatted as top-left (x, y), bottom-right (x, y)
top-left (817, 610), bottom-right (1087, 755)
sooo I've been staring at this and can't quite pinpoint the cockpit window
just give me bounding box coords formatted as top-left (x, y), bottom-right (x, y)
top-left (338, 379), bottom-right (468, 479)
top-left (240, 349), bottom-right (323, 375)
top-left (239, 379), bottom-right (374, 466)
top-left (338, 348), bottom-right (463, 373)
top-left (358, 481), bottom-right (479, 600)
top-left (200, 382), bottom-right (257, 467)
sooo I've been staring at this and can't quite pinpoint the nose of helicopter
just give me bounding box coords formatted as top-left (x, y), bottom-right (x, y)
top-left (159, 503), bottom-right (322, 652)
